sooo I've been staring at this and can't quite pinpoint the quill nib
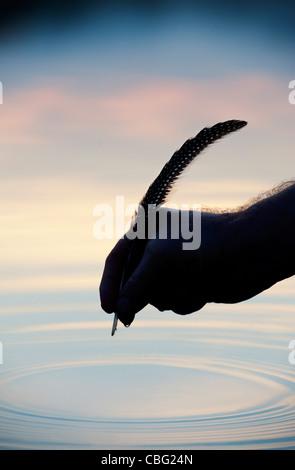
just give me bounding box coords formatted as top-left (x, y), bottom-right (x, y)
top-left (111, 313), bottom-right (118, 336)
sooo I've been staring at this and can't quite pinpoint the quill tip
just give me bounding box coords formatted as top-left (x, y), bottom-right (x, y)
top-left (111, 313), bottom-right (118, 336)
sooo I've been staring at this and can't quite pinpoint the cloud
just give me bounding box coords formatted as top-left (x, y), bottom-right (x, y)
top-left (1, 72), bottom-right (293, 191)
top-left (0, 73), bottom-right (291, 147)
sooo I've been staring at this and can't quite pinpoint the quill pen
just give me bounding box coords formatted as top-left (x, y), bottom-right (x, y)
top-left (112, 119), bottom-right (247, 335)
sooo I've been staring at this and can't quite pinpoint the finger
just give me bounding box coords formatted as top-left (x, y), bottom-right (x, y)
top-left (99, 237), bottom-right (131, 313)
top-left (115, 252), bottom-right (155, 324)
top-left (171, 299), bottom-right (206, 315)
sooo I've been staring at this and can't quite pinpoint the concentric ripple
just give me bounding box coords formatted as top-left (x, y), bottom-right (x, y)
top-left (1, 353), bottom-right (295, 449)
top-left (1, 301), bottom-right (295, 449)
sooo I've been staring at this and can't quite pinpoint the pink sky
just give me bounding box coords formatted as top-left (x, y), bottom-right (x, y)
top-left (1, 71), bottom-right (294, 297)
top-left (0, 73), bottom-right (292, 147)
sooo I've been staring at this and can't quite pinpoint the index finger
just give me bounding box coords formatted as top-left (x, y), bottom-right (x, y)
top-left (99, 237), bottom-right (131, 313)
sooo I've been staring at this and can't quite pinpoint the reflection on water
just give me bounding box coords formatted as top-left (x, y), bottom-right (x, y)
top-left (1, 284), bottom-right (295, 449)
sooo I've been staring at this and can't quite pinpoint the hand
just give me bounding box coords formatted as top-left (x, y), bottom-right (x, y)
top-left (100, 210), bottom-right (232, 326)
top-left (100, 182), bottom-right (295, 327)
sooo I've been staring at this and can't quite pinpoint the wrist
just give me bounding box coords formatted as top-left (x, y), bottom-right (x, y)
top-left (229, 190), bottom-right (295, 298)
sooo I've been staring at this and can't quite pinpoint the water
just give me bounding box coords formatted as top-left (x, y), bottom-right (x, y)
top-left (1, 0), bottom-right (294, 451)
top-left (1, 278), bottom-right (295, 450)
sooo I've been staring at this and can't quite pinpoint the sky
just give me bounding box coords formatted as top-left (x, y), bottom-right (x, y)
top-left (0, 0), bottom-right (294, 308)
top-left (1, 0), bottom-right (295, 450)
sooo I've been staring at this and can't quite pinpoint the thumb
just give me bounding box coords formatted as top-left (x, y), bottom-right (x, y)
top-left (115, 254), bottom-right (154, 326)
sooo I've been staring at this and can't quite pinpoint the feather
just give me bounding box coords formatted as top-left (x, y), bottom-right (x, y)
top-left (111, 119), bottom-right (247, 335)
top-left (140, 119), bottom-right (247, 209)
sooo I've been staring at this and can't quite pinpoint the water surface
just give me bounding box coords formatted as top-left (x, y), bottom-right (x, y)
top-left (1, 280), bottom-right (295, 449)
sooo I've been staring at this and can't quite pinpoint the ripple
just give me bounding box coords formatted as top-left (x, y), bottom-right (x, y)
top-left (2, 300), bottom-right (295, 449)
top-left (1, 353), bottom-right (295, 449)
